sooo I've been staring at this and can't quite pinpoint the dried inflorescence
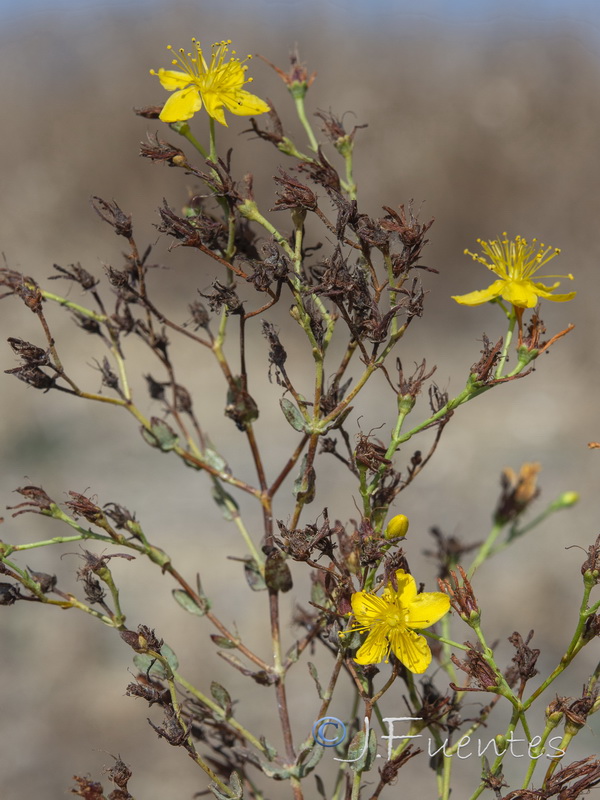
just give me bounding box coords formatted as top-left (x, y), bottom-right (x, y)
top-left (494, 462), bottom-right (541, 524)
top-left (8, 485), bottom-right (55, 516)
top-left (91, 197), bottom-right (133, 239)
top-left (581, 533), bottom-right (600, 580)
top-left (451, 644), bottom-right (501, 692)
top-left (470, 333), bottom-right (504, 383)
top-left (120, 625), bottom-right (163, 654)
top-left (139, 131), bottom-right (187, 166)
top-left (506, 630), bottom-right (540, 690)
top-left (439, 566), bottom-right (479, 621)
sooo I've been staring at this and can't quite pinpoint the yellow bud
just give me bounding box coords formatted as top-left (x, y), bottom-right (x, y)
top-left (384, 514), bottom-right (409, 540)
top-left (346, 550), bottom-right (360, 574)
top-left (549, 491), bottom-right (580, 512)
top-left (558, 491), bottom-right (579, 507)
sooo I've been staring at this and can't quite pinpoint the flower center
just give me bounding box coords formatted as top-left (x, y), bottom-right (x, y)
top-left (384, 605), bottom-right (407, 629)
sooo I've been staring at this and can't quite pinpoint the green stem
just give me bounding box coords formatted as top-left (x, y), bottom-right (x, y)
top-left (495, 307), bottom-right (517, 378)
top-left (229, 496), bottom-right (265, 571)
top-left (208, 116), bottom-right (218, 164)
top-left (467, 520), bottom-right (505, 578)
top-left (293, 92), bottom-right (318, 152)
top-left (343, 148), bottom-right (357, 200)
top-left (519, 715), bottom-right (563, 789)
top-left (171, 121), bottom-right (209, 159)
top-left (39, 290), bottom-right (107, 322)
top-left (10, 532), bottom-right (111, 553)
top-left (238, 199), bottom-right (295, 258)
top-left (440, 750), bottom-right (453, 800)
top-left (350, 771), bottom-right (362, 800)
top-left (367, 405), bottom-right (410, 527)
top-left (97, 565), bottom-right (126, 627)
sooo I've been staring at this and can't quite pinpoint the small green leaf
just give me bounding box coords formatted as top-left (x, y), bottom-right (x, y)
top-left (244, 558), bottom-right (267, 591)
top-left (228, 771), bottom-right (243, 797)
top-left (264, 549), bottom-right (293, 593)
top-left (315, 774), bottom-right (327, 799)
top-left (339, 629), bottom-right (363, 652)
top-left (307, 662), bottom-right (324, 699)
top-left (210, 681), bottom-right (232, 718)
top-left (141, 418), bottom-right (179, 452)
top-left (172, 588), bottom-right (210, 616)
top-left (258, 761), bottom-right (294, 780)
top-left (322, 405), bottom-right (353, 433)
top-left (212, 482), bottom-right (239, 521)
top-left (207, 786), bottom-right (230, 800)
top-left (133, 643), bottom-right (179, 678)
top-left (203, 447), bottom-right (230, 474)
top-left (210, 634), bottom-right (238, 649)
top-left (225, 376), bottom-right (259, 431)
top-left (161, 643), bottom-right (179, 673)
top-left (260, 736), bottom-right (278, 762)
top-left (348, 727), bottom-right (377, 772)
top-left (279, 397), bottom-right (307, 432)
top-left (293, 454), bottom-right (315, 504)
top-left (296, 742), bottom-right (324, 778)
top-left (310, 577), bottom-right (327, 607)
top-left (285, 641), bottom-right (300, 664)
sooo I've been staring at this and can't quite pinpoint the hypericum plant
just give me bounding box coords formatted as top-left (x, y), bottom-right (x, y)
top-left (1, 39), bottom-right (598, 800)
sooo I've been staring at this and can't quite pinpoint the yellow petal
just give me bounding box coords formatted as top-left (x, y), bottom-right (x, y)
top-left (389, 628), bottom-right (431, 673)
top-left (451, 279), bottom-right (506, 306)
top-left (530, 281), bottom-right (576, 303)
top-left (391, 570), bottom-right (417, 605)
top-left (155, 67), bottom-right (193, 92)
top-left (499, 279), bottom-right (541, 308)
top-left (222, 88), bottom-right (271, 117)
top-left (354, 623), bottom-right (389, 665)
top-left (406, 592), bottom-right (450, 629)
top-left (351, 591), bottom-right (388, 626)
top-left (201, 92), bottom-right (229, 126)
top-left (159, 86), bottom-right (203, 123)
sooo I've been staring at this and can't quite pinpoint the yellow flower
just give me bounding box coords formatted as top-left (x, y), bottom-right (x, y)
top-left (151, 39), bottom-right (270, 126)
top-left (384, 514), bottom-right (409, 540)
top-left (344, 570), bottom-right (450, 673)
top-left (452, 234), bottom-right (576, 309)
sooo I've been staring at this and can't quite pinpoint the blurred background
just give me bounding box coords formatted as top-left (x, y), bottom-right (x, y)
top-left (1, 0), bottom-right (599, 797)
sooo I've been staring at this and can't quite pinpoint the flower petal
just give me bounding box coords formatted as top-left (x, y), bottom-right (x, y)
top-left (406, 592), bottom-right (450, 629)
top-left (159, 86), bottom-right (203, 123)
top-left (394, 570), bottom-right (417, 603)
top-left (389, 628), bottom-right (431, 673)
top-left (155, 68), bottom-right (194, 91)
top-left (530, 281), bottom-right (576, 303)
top-left (351, 591), bottom-right (388, 626)
top-left (222, 88), bottom-right (271, 117)
top-left (354, 623), bottom-right (389, 665)
top-left (200, 92), bottom-right (228, 126)
top-left (451, 279), bottom-right (506, 306)
top-left (499, 279), bottom-right (541, 308)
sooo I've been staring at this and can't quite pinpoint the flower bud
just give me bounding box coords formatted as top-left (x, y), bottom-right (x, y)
top-left (398, 394), bottom-right (416, 415)
top-left (545, 700), bottom-right (565, 728)
top-left (550, 491), bottom-right (580, 510)
top-left (384, 514), bottom-right (409, 540)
